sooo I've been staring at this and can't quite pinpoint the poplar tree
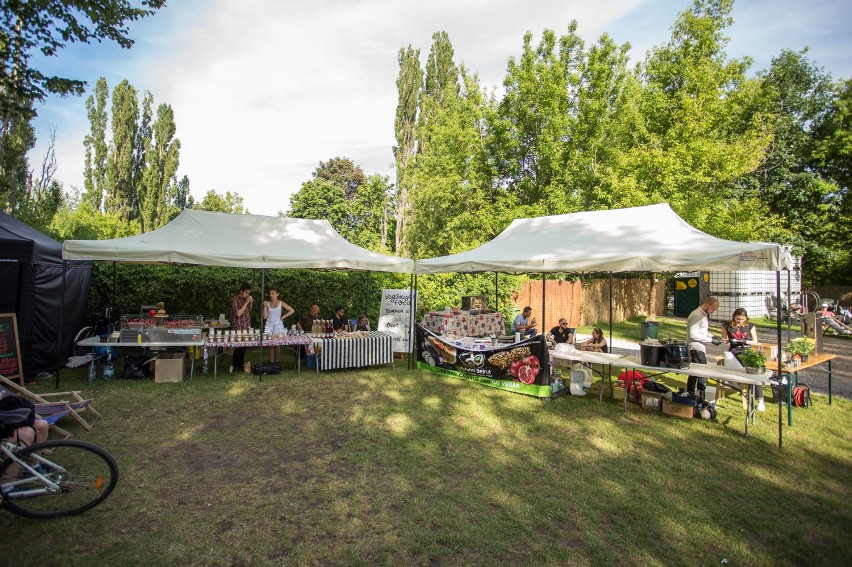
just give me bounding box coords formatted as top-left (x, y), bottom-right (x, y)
top-left (82, 77), bottom-right (109, 210)
top-left (393, 45), bottom-right (422, 256)
top-left (105, 80), bottom-right (139, 220)
top-left (139, 103), bottom-right (180, 232)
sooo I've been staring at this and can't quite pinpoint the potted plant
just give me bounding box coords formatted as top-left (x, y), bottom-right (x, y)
top-left (737, 348), bottom-right (767, 374)
top-left (787, 337), bottom-right (815, 362)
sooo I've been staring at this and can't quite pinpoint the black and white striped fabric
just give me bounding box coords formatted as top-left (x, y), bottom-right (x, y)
top-left (313, 332), bottom-right (393, 370)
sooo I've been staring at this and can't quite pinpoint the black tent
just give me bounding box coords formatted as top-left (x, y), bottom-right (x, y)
top-left (0, 212), bottom-right (91, 379)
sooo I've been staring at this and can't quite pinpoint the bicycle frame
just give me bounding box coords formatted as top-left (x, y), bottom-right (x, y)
top-left (1, 442), bottom-right (63, 498)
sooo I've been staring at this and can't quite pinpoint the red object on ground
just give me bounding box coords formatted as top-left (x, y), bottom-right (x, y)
top-left (618, 370), bottom-right (646, 396)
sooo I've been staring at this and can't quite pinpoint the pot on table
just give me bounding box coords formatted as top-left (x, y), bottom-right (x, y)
top-left (640, 342), bottom-right (665, 366)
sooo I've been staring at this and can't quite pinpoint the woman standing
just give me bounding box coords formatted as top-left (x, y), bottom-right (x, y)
top-left (263, 288), bottom-right (295, 363)
top-left (720, 308), bottom-right (765, 411)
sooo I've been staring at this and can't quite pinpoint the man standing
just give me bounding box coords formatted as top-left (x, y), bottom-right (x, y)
top-left (686, 296), bottom-right (722, 398)
top-left (512, 307), bottom-right (538, 339)
top-left (230, 283), bottom-right (253, 372)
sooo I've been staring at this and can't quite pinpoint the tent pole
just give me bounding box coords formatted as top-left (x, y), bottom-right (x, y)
top-left (57, 260), bottom-right (66, 389)
top-left (494, 272), bottom-right (498, 313)
top-left (259, 269), bottom-right (265, 382)
top-left (541, 272), bottom-right (546, 335)
top-left (112, 261), bottom-right (116, 310)
top-left (776, 270), bottom-right (783, 449)
top-left (409, 273), bottom-right (416, 370)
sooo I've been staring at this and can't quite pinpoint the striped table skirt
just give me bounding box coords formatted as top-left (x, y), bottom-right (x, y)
top-left (312, 332), bottom-right (394, 370)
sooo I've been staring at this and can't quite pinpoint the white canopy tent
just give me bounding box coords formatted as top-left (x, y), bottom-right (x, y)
top-left (413, 203), bottom-right (795, 446)
top-left (63, 209), bottom-right (414, 273)
top-left (415, 203), bottom-right (791, 274)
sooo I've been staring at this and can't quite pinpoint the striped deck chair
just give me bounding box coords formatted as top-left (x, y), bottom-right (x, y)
top-left (0, 375), bottom-right (101, 432)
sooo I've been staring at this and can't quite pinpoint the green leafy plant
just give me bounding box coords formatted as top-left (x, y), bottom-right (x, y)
top-left (787, 337), bottom-right (815, 357)
top-left (737, 348), bottom-right (767, 368)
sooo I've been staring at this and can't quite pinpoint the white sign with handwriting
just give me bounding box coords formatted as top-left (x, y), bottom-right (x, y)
top-left (378, 289), bottom-right (415, 353)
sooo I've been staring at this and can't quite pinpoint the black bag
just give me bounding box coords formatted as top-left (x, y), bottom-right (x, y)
top-left (793, 385), bottom-right (811, 408)
top-left (121, 355), bottom-right (152, 379)
top-left (252, 363), bottom-right (281, 376)
top-left (0, 394), bottom-right (36, 438)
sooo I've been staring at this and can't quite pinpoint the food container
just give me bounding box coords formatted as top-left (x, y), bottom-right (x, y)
top-left (640, 342), bottom-right (665, 366)
top-left (662, 341), bottom-right (690, 369)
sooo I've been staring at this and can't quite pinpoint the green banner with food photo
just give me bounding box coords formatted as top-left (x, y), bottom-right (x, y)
top-left (415, 325), bottom-right (551, 398)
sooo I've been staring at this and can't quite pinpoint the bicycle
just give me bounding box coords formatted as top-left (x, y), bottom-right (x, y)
top-left (0, 409), bottom-right (119, 519)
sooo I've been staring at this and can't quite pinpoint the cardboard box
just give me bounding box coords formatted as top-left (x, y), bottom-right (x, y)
top-left (152, 352), bottom-right (185, 383)
top-left (641, 391), bottom-right (663, 412)
top-left (662, 399), bottom-right (694, 419)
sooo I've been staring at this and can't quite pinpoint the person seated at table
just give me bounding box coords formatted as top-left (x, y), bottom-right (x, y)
top-left (512, 307), bottom-right (538, 339)
top-left (332, 306), bottom-right (349, 332)
top-left (578, 328), bottom-right (608, 352)
top-left (721, 307), bottom-right (765, 411)
top-left (355, 314), bottom-right (371, 331)
top-left (155, 301), bottom-right (167, 316)
top-left (548, 319), bottom-right (574, 344)
top-left (297, 304), bottom-right (320, 333)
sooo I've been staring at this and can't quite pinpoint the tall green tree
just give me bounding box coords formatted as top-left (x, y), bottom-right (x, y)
top-left (0, 100), bottom-right (34, 212)
top-left (289, 158), bottom-right (393, 252)
top-left (407, 67), bottom-right (499, 258)
top-left (491, 26), bottom-right (582, 207)
top-left (741, 49), bottom-right (845, 282)
top-left (104, 79), bottom-right (139, 221)
top-left (82, 77), bottom-right (109, 210)
top-left (139, 103), bottom-right (180, 232)
top-left (393, 45), bottom-right (422, 256)
top-left (637, 0), bottom-right (771, 233)
top-left (0, 0), bottom-right (165, 123)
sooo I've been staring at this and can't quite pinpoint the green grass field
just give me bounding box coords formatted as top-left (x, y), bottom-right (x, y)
top-left (2, 330), bottom-right (850, 566)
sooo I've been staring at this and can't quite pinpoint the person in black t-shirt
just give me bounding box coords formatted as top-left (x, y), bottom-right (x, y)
top-left (332, 306), bottom-right (349, 332)
top-left (548, 318), bottom-right (574, 344)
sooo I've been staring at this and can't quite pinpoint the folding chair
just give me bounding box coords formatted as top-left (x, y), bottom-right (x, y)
top-left (0, 375), bottom-right (101, 431)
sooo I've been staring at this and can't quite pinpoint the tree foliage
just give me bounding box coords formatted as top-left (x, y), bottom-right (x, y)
top-left (0, 0), bottom-right (165, 122)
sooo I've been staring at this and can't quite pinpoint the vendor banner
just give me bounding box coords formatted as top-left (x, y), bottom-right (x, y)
top-left (378, 289), bottom-right (415, 353)
top-left (415, 325), bottom-right (551, 398)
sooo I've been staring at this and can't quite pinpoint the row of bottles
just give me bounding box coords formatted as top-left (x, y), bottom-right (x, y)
top-left (310, 319), bottom-right (335, 337)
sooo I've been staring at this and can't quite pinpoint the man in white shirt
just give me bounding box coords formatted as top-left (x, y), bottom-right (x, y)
top-left (512, 307), bottom-right (538, 339)
top-left (686, 296), bottom-right (722, 398)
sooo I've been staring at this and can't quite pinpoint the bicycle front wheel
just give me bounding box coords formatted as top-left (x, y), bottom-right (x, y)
top-left (0, 439), bottom-right (119, 519)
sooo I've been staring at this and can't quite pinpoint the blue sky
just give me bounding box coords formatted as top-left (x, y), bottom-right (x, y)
top-left (29, 0), bottom-right (852, 216)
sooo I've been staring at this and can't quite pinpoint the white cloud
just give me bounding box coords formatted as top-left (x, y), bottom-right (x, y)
top-left (29, 0), bottom-right (851, 217)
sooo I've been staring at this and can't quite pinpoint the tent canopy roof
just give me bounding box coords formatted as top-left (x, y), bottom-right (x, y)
top-left (0, 211), bottom-right (61, 264)
top-left (414, 204), bottom-right (791, 274)
top-left (62, 209), bottom-right (414, 273)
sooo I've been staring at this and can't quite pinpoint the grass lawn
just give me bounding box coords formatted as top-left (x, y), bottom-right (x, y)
top-left (2, 339), bottom-right (850, 566)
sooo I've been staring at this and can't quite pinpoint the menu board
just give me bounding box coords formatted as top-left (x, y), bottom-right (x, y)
top-left (0, 313), bottom-right (24, 385)
top-left (378, 289), bottom-right (415, 353)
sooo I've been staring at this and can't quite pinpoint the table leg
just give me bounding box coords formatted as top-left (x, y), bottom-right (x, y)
top-left (788, 371), bottom-right (795, 426)
top-left (829, 359), bottom-right (833, 405)
top-left (745, 384), bottom-right (751, 437)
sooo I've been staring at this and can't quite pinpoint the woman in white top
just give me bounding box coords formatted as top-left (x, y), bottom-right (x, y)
top-left (262, 288), bottom-right (295, 363)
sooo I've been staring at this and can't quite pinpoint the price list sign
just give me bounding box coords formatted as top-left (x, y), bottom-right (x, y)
top-left (378, 289), bottom-right (416, 354)
top-left (0, 313), bottom-right (24, 385)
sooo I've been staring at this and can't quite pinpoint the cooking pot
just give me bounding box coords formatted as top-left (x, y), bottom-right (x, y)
top-left (662, 341), bottom-right (690, 369)
top-left (640, 343), bottom-right (665, 367)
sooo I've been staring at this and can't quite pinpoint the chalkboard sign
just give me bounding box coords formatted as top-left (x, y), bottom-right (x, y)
top-left (0, 313), bottom-right (24, 385)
